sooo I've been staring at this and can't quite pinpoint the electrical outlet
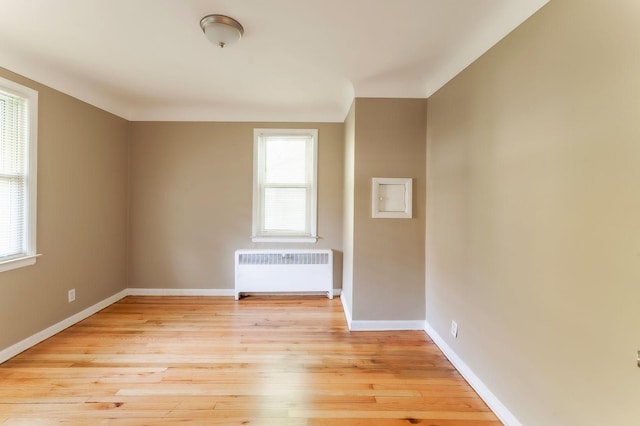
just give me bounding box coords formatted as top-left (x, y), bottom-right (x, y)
top-left (450, 320), bottom-right (458, 338)
top-left (68, 288), bottom-right (76, 303)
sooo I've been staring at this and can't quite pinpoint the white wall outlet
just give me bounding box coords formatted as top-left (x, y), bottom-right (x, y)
top-left (68, 288), bottom-right (76, 303)
top-left (450, 320), bottom-right (458, 338)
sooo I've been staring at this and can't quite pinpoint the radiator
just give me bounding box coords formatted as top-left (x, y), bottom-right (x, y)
top-left (234, 249), bottom-right (333, 300)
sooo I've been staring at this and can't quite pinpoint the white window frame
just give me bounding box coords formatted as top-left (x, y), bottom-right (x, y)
top-left (0, 76), bottom-right (38, 273)
top-left (252, 128), bottom-right (318, 243)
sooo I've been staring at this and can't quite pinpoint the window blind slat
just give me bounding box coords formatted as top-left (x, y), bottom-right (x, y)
top-left (0, 89), bottom-right (28, 261)
top-left (264, 187), bottom-right (308, 233)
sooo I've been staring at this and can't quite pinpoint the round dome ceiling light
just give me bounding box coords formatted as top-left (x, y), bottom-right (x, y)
top-left (200, 14), bottom-right (244, 48)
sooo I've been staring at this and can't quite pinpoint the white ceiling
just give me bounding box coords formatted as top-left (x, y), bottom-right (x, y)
top-left (0, 0), bottom-right (549, 122)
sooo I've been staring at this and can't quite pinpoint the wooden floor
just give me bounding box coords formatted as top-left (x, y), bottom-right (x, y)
top-left (0, 296), bottom-right (500, 425)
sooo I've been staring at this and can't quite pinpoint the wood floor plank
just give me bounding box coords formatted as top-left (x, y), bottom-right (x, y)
top-left (308, 419), bottom-right (501, 426)
top-left (0, 296), bottom-right (501, 424)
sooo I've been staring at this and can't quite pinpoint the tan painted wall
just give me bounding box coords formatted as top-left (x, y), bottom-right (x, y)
top-left (0, 68), bottom-right (129, 350)
top-left (342, 103), bottom-right (355, 312)
top-left (352, 98), bottom-right (426, 321)
top-left (128, 122), bottom-right (344, 290)
top-left (426, 0), bottom-right (640, 423)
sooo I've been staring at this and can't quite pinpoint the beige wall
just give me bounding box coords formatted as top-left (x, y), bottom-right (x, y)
top-left (128, 122), bottom-right (344, 290)
top-left (351, 98), bottom-right (426, 321)
top-left (426, 0), bottom-right (640, 423)
top-left (0, 68), bottom-right (129, 350)
top-left (342, 103), bottom-right (356, 312)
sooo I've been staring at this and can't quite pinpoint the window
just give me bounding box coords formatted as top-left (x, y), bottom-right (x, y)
top-left (0, 76), bottom-right (38, 272)
top-left (252, 128), bottom-right (318, 242)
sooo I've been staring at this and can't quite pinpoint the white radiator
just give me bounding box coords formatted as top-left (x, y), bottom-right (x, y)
top-left (234, 249), bottom-right (333, 300)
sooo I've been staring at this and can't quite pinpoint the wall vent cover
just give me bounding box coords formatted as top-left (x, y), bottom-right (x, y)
top-left (238, 252), bottom-right (329, 265)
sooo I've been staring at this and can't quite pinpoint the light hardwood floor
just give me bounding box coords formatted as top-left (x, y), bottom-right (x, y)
top-left (0, 296), bottom-right (500, 425)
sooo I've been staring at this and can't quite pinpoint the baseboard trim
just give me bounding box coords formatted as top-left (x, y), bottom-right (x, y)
top-left (349, 319), bottom-right (426, 331)
top-left (127, 288), bottom-right (235, 297)
top-left (127, 288), bottom-right (342, 298)
top-left (424, 321), bottom-right (522, 426)
top-left (0, 289), bottom-right (129, 364)
top-left (339, 292), bottom-right (353, 329)
top-left (338, 293), bottom-right (423, 331)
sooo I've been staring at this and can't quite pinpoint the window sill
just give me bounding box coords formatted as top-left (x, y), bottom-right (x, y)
top-left (0, 254), bottom-right (41, 273)
top-left (252, 236), bottom-right (318, 243)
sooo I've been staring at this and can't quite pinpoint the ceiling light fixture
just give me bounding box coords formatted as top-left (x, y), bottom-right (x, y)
top-left (200, 14), bottom-right (244, 48)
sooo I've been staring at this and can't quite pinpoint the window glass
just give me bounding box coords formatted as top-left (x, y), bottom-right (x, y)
top-left (252, 129), bottom-right (317, 242)
top-left (0, 77), bottom-right (38, 272)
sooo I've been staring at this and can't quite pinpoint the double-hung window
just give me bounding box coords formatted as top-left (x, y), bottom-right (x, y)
top-left (252, 128), bottom-right (318, 242)
top-left (0, 76), bottom-right (38, 272)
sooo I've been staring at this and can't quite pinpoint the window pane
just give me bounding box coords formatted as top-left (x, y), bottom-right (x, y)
top-left (253, 128), bottom-right (317, 241)
top-left (0, 94), bottom-right (26, 175)
top-left (264, 187), bottom-right (307, 233)
top-left (264, 137), bottom-right (308, 184)
top-left (0, 78), bottom-right (37, 269)
top-left (0, 176), bottom-right (25, 259)
top-left (0, 89), bottom-right (28, 260)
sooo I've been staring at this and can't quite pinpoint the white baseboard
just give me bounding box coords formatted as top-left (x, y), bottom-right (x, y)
top-left (349, 319), bottom-right (426, 331)
top-left (0, 289), bottom-right (129, 364)
top-left (128, 288), bottom-right (342, 298)
top-left (339, 293), bottom-right (423, 331)
top-left (340, 292), bottom-right (353, 328)
top-left (424, 321), bottom-right (522, 426)
top-left (127, 288), bottom-right (235, 297)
